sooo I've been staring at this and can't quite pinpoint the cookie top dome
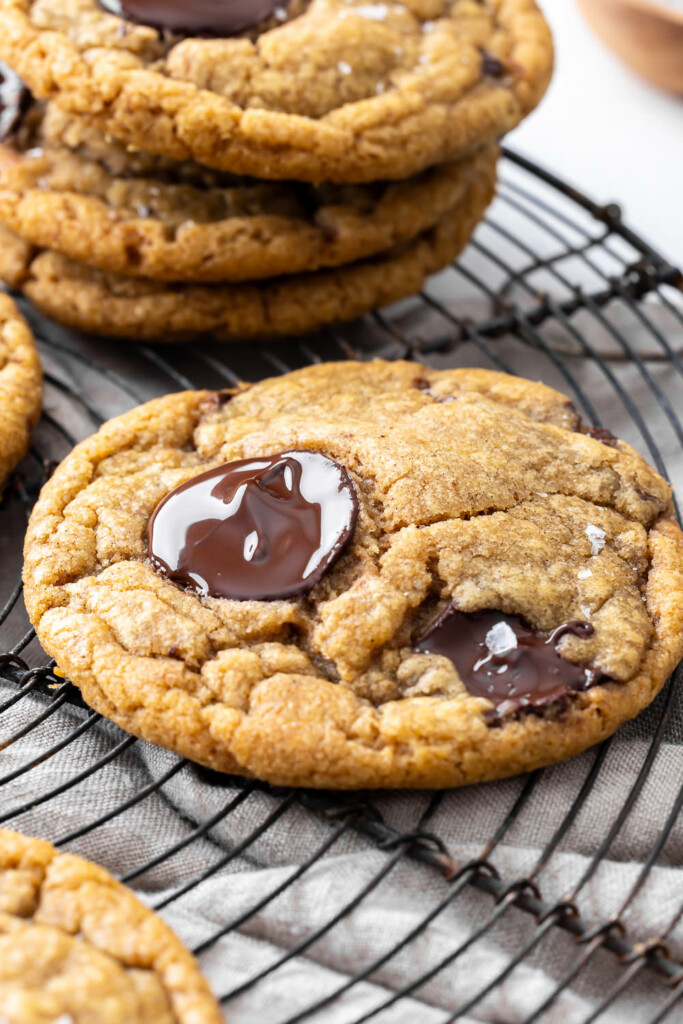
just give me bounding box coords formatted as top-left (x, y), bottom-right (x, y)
top-left (0, 0), bottom-right (553, 181)
top-left (22, 360), bottom-right (683, 789)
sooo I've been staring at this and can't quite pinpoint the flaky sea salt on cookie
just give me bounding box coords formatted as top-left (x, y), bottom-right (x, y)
top-left (0, 0), bottom-right (553, 182)
top-left (22, 361), bottom-right (683, 789)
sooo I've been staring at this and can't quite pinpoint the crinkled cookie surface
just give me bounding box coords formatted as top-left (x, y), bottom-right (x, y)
top-left (0, 290), bottom-right (41, 495)
top-left (0, 827), bottom-right (222, 1023)
top-left (22, 361), bottom-right (683, 789)
top-left (0, 0), bottom-right (553, 181)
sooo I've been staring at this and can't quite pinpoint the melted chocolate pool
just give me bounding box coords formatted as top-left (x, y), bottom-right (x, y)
top-left (416, 607), bottom-right (604, 716)
top-left (98, 0), bottom-right (291, 35)
top-left (147, 450), bottom-right (358, 601)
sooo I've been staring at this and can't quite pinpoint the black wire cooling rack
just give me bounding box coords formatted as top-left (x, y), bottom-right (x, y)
top-left (2, 148), bottom-right (683, 1023)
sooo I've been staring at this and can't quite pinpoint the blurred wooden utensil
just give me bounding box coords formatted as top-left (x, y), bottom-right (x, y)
top-left (577, 0), bottom-right (683, 94)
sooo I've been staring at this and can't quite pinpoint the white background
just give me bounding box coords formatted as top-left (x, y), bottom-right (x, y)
top-left (509, 1), bottom-right (683, 266)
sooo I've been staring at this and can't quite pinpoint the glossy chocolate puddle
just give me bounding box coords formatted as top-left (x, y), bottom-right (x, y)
top-left (98, 0), bottom-right (292, 36)
top-left (416, 607), bottom-right (609, 717)
top-left (148, 450), bottom-right (358, 601)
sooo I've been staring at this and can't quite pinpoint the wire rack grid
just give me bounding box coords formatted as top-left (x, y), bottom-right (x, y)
top-left (1, 148), bottom-right (683, 1023)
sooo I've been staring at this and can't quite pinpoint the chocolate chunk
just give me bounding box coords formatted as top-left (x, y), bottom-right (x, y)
top-left (586, 426), bottom-right (619, 448)
top-left (147, 450), bottom-right (358, 600)
top-left (213, 389), bottom-right (237, 407)
top-left (0, 61), bottom-right (30, 142)
top-left (416, 607), bottom-right (605, 716)
top-left (480, 50), bottom-right (506, 78)
top-left (635, 487), bottom-right (660, 504)
top-left (98, 0), bottom-right (292, 36)
top-left (572, 409), bottom-right (619, 447)
top-left (412, 377), bottom-right (456, 403)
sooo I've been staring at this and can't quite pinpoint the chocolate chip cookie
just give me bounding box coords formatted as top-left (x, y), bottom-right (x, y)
top-left (0, 130), bottom-right (497, 283)
top-left (22, 361), bottom-right (683, 789)
top-left (0, 0), bottom-right (553, 183)
top-left (0, 145), bottom-right (496, 338)
top-left (0, 291), bottom-right (41, 495)
top-left (0, 827), bottom-right (222, 1023)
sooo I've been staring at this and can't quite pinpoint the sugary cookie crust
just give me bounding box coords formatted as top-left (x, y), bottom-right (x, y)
top-left (0, 290), bottom-right (42, 495)
top-left (0, 146), bottom-right (496, 339)
top-left (0, 137), bottom-right (494, 282)
top-left (0, 827), bottom-right (222, 1023)
top-left (22, 361), bottom-right (683, 789)
top-left (0, 0), bottom-right (553, 182)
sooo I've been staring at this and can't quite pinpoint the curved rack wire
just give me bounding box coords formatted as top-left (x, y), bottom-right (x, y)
top-left (1, 147), bottom-right (683, 1023)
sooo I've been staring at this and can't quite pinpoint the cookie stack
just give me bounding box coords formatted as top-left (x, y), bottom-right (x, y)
top-left (0, 0), bottom-right (554, 342)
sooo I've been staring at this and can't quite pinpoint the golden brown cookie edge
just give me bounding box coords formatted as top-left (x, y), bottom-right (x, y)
top-left (0, 291), bottom-right (42, 494)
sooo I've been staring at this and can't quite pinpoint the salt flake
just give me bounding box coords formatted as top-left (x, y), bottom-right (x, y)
top-left (585, 523), bottom-right (606, 556)
top-left (356, 4), bottom-right (389, 20)
top-left (485, 621), bottom-right (517, 656)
